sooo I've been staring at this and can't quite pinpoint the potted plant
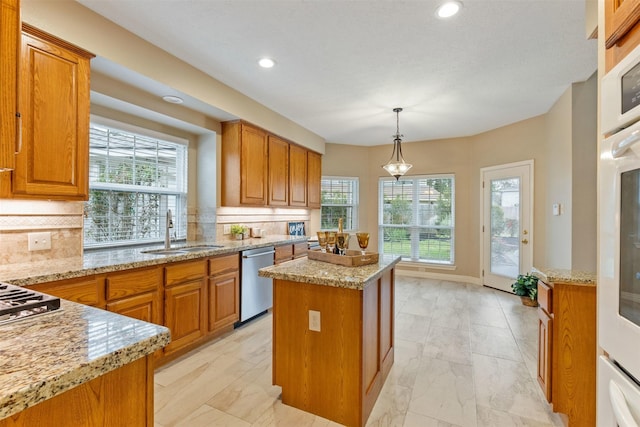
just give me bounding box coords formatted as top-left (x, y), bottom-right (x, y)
top-left (230, 224), bottom-right (247, 240)
top-left (511, 273), bottom-right (538, 307)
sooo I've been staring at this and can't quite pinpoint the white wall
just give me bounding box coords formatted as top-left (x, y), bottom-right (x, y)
top-left (545, 86), bottom-right (574, 268)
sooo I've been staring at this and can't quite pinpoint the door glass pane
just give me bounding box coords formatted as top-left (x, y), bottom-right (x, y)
top-left (490, 177), bottom-right (520, 278)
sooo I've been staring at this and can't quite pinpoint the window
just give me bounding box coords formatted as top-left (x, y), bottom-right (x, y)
top-left (378, 175), bottom-right (454, 264)
top-left (320, 177), bottom-right (358, 230)
top-left (84, 118), bottom-right (188, 248)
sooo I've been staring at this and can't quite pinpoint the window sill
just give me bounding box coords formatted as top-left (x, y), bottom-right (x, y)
top-left (397, 260), bottom-right (456, 271)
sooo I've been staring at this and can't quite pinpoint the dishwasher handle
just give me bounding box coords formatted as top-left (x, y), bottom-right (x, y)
top-left (243, 250), bottom-right (275, 259)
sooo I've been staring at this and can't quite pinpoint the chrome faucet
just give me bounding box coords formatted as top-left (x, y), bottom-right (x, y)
top-left (165, 209), bottom-right (173, 249)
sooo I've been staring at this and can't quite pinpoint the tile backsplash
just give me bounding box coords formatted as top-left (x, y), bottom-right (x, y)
top-left (0, 201), bottom-right (313, 265)
top-left (0, 200), bottom-right (84, 264)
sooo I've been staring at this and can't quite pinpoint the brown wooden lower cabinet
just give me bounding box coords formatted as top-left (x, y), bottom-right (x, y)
top-left (23, 252), bottom-right (242, 365)
top-left (27, 275), bottom-right (105, 308)
top-left (107, 291), bottom-right (158, 324)
top-left (164, 280), bottom-right (204, 349)
top-left (0, 355), bottom-right (154, 427)
top-left (207, 253), bottom-right (240, 332)
top-left (105, 266), bottom-right (163, 326)
top-left (273, 268), bottom-right (394, 427)
top-left (536, 278), bottom-right (596, 426)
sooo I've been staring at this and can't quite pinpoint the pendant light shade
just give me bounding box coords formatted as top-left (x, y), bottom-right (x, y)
top-left (382, 107), bottom-right (412, 180)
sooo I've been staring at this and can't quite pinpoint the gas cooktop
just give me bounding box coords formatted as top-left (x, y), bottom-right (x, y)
top-left (0, 283), bottom-right (61, 325)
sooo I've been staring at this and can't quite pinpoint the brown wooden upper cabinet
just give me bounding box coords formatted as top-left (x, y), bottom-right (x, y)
top-left (1, 24), bottom-right (94, 200)
top-left (268, 134), bottom-right (289, 206)
top-left (0, 0), bottom-right (19, 172)
top-left (221, 121), bottom-right (269, 206)
top-left (307, 150), bottom-right (322, 209)
top-left (221, 120), bottom-right (322, 208)
top-left (605, 0), bottom-right (640, 71)
top-left (289, 143), bottom-right (307, 207)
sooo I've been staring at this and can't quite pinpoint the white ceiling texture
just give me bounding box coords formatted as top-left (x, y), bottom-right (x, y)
top-left (78, 0), bottom-right (597, 146)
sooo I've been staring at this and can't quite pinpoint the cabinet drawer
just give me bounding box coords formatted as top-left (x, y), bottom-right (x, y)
top-left (28, 276), bottom-right (103, 306)
top-left (275, 244), bottom-right (293, 263)
top-left (165, 260), bottom-right (206, 287)
top-left (209, 253), bottom-right (239, 276)
top-left (106, 266), bottom-right (161, 301)
top-left (538, 280), bottom-right (552, 314)
top-left (293, 242), bottom-right (307, 258)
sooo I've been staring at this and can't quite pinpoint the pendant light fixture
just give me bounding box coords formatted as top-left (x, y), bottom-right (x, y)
top-left (382, 107), bottom-right (413, 180)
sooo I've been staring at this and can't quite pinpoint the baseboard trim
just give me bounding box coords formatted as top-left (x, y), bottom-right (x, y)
top-left (395, 268), bottom-right (481, 285)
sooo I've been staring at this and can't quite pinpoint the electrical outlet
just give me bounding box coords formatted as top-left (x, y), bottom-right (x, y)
top-left (28, 232), bottom-right (51, 251)
top-left (309, 310), bottom-right (321, 332)
top-left (223, 224), bottom-right (231, 235)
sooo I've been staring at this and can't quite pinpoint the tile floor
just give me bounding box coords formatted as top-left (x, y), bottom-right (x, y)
top-left (154, 275), bottom-right (565, 427)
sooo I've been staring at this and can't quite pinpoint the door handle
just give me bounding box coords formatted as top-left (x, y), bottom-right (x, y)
top-left (521, 238), bottom-right (529, 244)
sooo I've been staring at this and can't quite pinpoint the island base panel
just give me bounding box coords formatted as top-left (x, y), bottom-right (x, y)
top-left (0, 355), bottom-right (154, 427)
top-left (273, 268), bottom-right (394, 427)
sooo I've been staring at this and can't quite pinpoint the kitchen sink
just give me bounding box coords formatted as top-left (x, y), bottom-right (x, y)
top-left (178, 245), bottom-right (224, 252)
top-left (141, 245), bottom-right (224, 255)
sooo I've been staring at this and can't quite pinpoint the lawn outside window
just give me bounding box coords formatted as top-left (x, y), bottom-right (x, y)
top-left (84, 117), bottom-right (188, 249)
top-left (378, 175), bottom-right (455, 264)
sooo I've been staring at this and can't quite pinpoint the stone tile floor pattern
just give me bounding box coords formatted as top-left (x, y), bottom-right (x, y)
top-left (154, 276), bottom-right (565, 426)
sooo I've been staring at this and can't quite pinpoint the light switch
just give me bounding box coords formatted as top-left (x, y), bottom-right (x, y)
top-left (552, 203), bottom-right (561, 216)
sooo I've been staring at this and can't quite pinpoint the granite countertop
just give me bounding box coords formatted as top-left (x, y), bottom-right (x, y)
top-left (0, 300), bottom-right (170, 420)
top-left (532, 267), bottom-right (597, 286)
top-left (0, 235), bottom-right (307, 286)
top-left (258, 255), bottom-right (401, 290)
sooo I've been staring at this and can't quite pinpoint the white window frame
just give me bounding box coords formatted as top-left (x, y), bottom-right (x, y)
top-left (378, 174), bottom-right (455, 265)
top-left (320, 176), bottom-right (359, 231)
top-left (84, 116), bottom-right (188, 249)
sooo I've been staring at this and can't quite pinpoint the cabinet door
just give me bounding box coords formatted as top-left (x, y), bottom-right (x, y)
top-left (289, 144), bottom-right (308, 207)
top-left (164, 279), bottom-right (205, 355)
top-left (275, 244), bottom-right (293, 264)
top-left (537, 308), bottom-right (552, 402)
top-left (293, 242), bottom-right (308, 259)
top-left (241, 124), bottom-right (268, 205)
top-left (107, 291), bottom-right (160, 325)
top-left (268, 135), bottom-right (289, 206)
top-left (0, 0), bottom-right (19, 171)
top-left (605, 0), bottom-right (640, 71)
top-left (207, 270), bottom-right (240, 332)
top-left (14, 25), bottom-right (93, 199)
top-left (307, 151), bottom-right (322, 209)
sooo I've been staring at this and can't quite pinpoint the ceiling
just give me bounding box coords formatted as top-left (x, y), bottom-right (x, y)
top-left (77, 0), bottom-right (597, 146)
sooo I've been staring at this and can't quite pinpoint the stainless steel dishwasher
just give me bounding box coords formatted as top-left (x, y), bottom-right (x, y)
top-left (240, 246), bottom-right (275, 323)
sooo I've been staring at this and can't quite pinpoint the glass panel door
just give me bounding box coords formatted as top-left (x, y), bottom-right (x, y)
top-left (481, 162), bottom-right (533, 293)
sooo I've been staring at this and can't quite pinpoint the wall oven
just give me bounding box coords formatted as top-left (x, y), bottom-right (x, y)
top-left (600, 42), bottom-right (640, 426)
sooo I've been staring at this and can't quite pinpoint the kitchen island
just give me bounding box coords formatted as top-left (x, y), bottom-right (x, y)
top-left (0, 299), bottom-right (170, 426)
top-left (259, 255), bottom-right (400, 427)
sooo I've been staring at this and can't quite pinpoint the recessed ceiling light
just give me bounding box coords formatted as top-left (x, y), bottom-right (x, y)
top-left (436, 1), bottom-right (462, 19)
top-left (162, 95), bottom-right (183, 104)
top-left (258, 58), bottom-right (276, 68)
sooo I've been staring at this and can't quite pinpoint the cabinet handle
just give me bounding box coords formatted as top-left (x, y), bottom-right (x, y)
top-left (15, 112), bottom-right (22, 154)
top-left (242, 251), bottom-right (276, 259)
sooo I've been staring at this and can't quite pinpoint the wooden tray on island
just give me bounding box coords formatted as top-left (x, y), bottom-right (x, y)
top-left (307, 249), bottom-right (379, 267)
